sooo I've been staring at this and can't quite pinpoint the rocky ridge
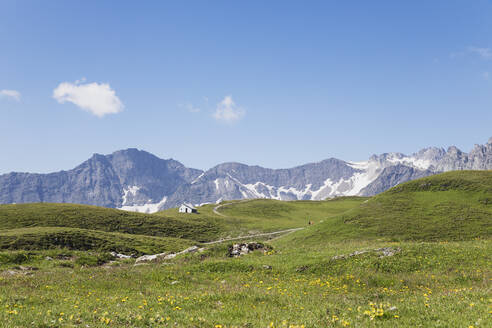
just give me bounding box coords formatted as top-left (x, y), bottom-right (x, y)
top-left (0, 137), bottom-right (491, 212)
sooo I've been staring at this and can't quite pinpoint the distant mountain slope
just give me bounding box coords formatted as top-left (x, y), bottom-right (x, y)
top-left (279, 170), bottom-right (492, 244)
top-left (0, 149), bottom-right (202, 209)
top-left (359, 164), bottom-right (435, 196)
top-left (0, 138), bottom-right (491, 212)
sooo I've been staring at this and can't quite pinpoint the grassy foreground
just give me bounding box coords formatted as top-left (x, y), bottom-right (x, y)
top-left (0, 239), bottom-right (490, 327)
top-left (0, 171), bottom-right (490, 327)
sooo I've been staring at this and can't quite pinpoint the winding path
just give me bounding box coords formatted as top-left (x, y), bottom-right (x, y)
top-left (133, 227), bottom-right (305, 262)
top-left (208, 199), bottom-right (305, 244)
top-left (203, 227), bottom-right (304, 245)
top-left (212, 199), bottom-right (252, 217)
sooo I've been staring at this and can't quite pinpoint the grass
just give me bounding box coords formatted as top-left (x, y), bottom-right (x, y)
top-left (158, 197), bottom-right (368, 236)
top-left (0, 171), bottom-right (490, 327)
top-left (0, 198), bottom-right (366, 253)
top-left (0, 227), bottom-right (194, 255)
top-left (0, 203), bottom-right (221, 242)
top-left (281, 171), bottom-right (492, 247)
top-left (0, 239), bottom-right (489, 327)
top-left (217, 197), bottom-right (368, 232)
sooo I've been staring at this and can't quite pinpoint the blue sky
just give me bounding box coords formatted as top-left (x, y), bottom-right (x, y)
top-left (1, 1), bottom-right (491, 173)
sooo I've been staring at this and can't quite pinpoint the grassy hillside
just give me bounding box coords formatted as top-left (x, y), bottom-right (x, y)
top-left (281, 170), bottom-right (492, 246)
top-left (219, 197), bottom-right (368, 226)
top-left (158, 197), bottom-right (368, 234)
top-left (0, 203), bottom-right (220, 242)
top-left (0, 198), bottom-right (366, 253)
top-left (0, 227), bottom-right (194, 255)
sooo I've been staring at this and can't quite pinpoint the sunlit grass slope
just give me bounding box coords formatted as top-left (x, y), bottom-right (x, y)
top-left (0, 198), bottom-right (366, 253)
top-left (0, 227), bottom-right (194, 255)
top-left (159, 197), bottom-right (368, 234)
top-left (0, 203), bottom-right (220, 242)
top-left (282, 170), bottom-right (492, 246)
top-left (219, 197), bottom-right (368, 229)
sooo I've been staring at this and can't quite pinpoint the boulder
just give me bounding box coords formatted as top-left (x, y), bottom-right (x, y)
top-left (331, 247), bottom-right (401, 260)
top-left (110, 252), bottom-right (133, 259)
top-left (295, 265), bottom-right (309, 272)
top-left (374, 247), bottom-right (401, 258)
top-left (133, 245), bottom-right (204, 265)
top-left (228, 242), bottom-right (265, 257)
top-left (135, 252), bottom-right (168, 264)
top-left (17, 266), bottom-right (38, 271)
top-left (178, 246), bottom-right (200, 254)
top-left (163, 253), bottom-right (177, 260)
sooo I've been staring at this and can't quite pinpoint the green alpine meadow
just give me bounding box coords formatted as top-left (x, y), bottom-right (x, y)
top-left (0, 171), bottom-right (490, 327)
top-left (4, 2), bottom-right (492, 327)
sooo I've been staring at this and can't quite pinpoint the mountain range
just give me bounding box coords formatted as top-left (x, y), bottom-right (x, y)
top-left (1, 137), bottom-right (491, 213)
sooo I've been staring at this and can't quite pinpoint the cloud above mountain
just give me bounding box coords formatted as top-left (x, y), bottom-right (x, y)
top-left (53, 80), bottom-right (123, 117)
top-left (0, 89), bottom-right (21, 101)
top-left (213, 95), bottom-right (245, 123)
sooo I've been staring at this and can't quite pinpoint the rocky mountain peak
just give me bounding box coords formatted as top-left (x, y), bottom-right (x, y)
top-left (446, 145), bottom-right (462, 154)
top-left (1, 137), bottom-right (491, 213)
top-left (413, 147), bottom-right (445, 161)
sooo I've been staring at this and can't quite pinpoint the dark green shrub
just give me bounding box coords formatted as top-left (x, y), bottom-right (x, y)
top-left (75, 253), bottom-right (113, 267)
top-left (0, 251), bottom-right (31, 265)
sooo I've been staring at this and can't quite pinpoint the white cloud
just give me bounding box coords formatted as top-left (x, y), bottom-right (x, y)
top-left (213, 95), bottom-right (245, 123)
top-left (482, 72), bottom-right (490, 80)
top-left (0, 89), bottom-right (21, 101)
top-left (53, 80), bottom-right (123, 117)
top-left (467, 46), bottom-right (492, 59)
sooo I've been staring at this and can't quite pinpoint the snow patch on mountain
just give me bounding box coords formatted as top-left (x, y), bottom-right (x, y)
top-left (121, 186), bottom-right (140, 205)
top-left (236, 170), bottom-right (378, 201)
top-left (191, 172), bottom-right (204, 184)
top-left (345, 160), bottom-right (383, 194)
top-left (243, 182), bottom-right (273, 198)
top-left (231, 160), bottom-right (385, 202)
top-left (118, 196), bottom-right (168, 213)
top-left (386, 155), bottom-right (433, 170)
